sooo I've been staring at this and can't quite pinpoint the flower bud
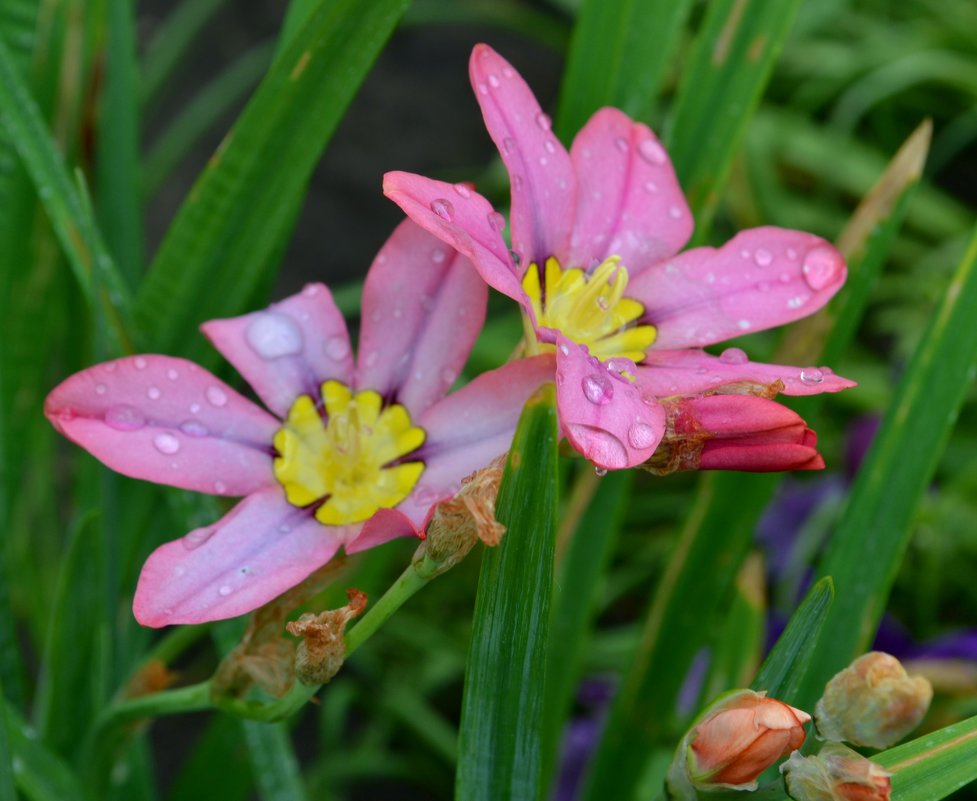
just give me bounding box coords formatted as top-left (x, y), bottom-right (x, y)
top-left (644, 394), bottom-right (824, 475)
top-left (666, 690), bottom-right (811, 798)
top-left (815, 652), bottom-right (932, 749)
top-left (781, 743), bottom-right (891, 801)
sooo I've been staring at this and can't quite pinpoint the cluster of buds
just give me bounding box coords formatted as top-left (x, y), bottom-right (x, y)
top-left (667, 653), bottom-right (932, 801)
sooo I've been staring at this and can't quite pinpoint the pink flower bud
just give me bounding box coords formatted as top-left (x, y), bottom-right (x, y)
top-left (645, 394), bottom-right (824, 474)
top-left (668, 690), bottom-right (811, 797)
top-left (815, 652), bottom-right (932, 749)
top-left (781, 743), bottom-right (891, 801)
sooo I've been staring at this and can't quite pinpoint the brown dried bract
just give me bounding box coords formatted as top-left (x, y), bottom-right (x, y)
top-left (286, 588), bottom-right (368, 686)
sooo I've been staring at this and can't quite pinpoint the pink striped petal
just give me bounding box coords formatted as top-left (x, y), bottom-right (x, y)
top-left (357, 220), bottom-right (487, 417)
top-left (398, 354), bottom-right (555, 525)
top-left (45, 355), bottom-right (277, 496)
top-left (202, 284), bottom-right (354, 419)
top-left (469, 44), bottom-right (576, 267)
top-left (133, 487), bottom-right (347, 627)
top-left (569, 108), bottom-right (692, 273)
top-left (555, 336), bottom-right (665, 469)
top-left (630, 228), bottom-right (847, 348)
top-left (384, 171), bottom-right (525, 303)
top-left (637, 349), bottom-right (857, 397)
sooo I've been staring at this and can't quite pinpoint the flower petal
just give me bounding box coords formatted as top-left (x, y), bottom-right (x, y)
top-left (631, 228), bottom-right (847, 348)
top-left (133, 487), bottom-right (347, 626)
top-left (202, 284), bottom-right (354, 418)
top-left (637, 349), bottom-right (857, 397)
top-left (383, 170), bottom-right (525, 303)
top-left (45, 355), bottom-right (277, 495)
top-left (569, 108), bottom-right (692, 273)
top-left (469, 44), bottom-right (576, 266)
top-left (357, 220), bottom-right (487, 418)
top-left (396, 354), bottom-right (555, 525)
top-left (555, 336), bottom-right (665, 469)
top-left (350, 508), bottom-right (427, 554)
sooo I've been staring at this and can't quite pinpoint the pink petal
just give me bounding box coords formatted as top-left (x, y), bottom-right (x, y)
top-left (631, 228), bottom-right (847, 348)
top-left (569, 108), bottom-right (692, 273)
top-left (469, 44), bottom-right (576, 267)
top-left (383, 171), bottom-right (526, 303)
top-left (398, 354), bottom-right (555, 525)
top-left (357, 220), bottom-right (487, 418)
top-left (133, 487), bottom-right (348, 627)
top-left (202, 284), bottom-right (354, 418)
top-left (349, 508), bottom-right (426, 554)
top-left (45, 355), bottom-right (277, 496)
top-left (554, 336), bottom-right (665, 469)
top-left (637, 349), bottom-right (857, 397)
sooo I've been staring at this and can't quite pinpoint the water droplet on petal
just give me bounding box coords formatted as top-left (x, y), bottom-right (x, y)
top-left (430, 198), bottom-right (454, 221)
top-left (245, 312), bottom-right (304, 359)
top-left (512, 174), bottom-right (523, 189)
top-left (594, 466), bottom-right (608, 477)
top-left (669, 206), bottom-right (682, 219)
top-left (535, 111), bottom-right (551, 131)
top-left (95, 383), bottom-right (107, 395)
top-left (153, 433), bottom-right (180, 455)
top-left (173, 565), bottom-right (186, 577)
top-left (487, 73), bottom-right (500, 88)
top-left (302, 284), bottom-right (320, 296)
top-left (206, 386), bottom-right (228, 407)
top-left (559, 343), bottom-right (570, 356)
top-left (737, 319), bottom-right (751, 330)
top-left (503, 137), bottom-right (516, 154)
top-left (638, 138), bottom-right (666, 165)
top-left (325, 336), bottom-right (350, 360)
top-left (180, 420), bottom-right (209, 437)
top-left (538, 155), bottom-right (548, 167)
top-left (441, 368), bottom-right (457, 385)
top-left (454, 182), bottom-right (471, 198)
top-left (218, 584), bottom-right (233, 597)
top-left (581, 373), bottom-right (614, 405)
top-left (105, 405), bottom-right (145, 431)
top-left (182, 528), bottom-right (213, 550)
top-left (502, 66), bottom-right (515, 79)
top-left (741, 249), bottom-right (751, 260)
top-left (365, 351), bottom-right (379, 368)
top-left (477, 82), bottom-right (488, 95)
top-left (802, 246), bottom-right (844, 290)
top-left (147, 386), bottom-right (161, 400)
top-left (719, 347), bottom-right (748, 365)
top-left (545, 138), bottom-right (557, 154)
top-left (432, 249), bottom-right (447, 264)
top-left (614, 136), bottom-right (629, 152)
top-left (189, 403), bottom-right (201, 414)
top-left (754, 248), bottom-right (773, 266)
top-left (628, 422), bottom-right (657, 449)
top-left (643, 180), bottom-right (658, 193)
top-left (800, 368), bottom-right (824, 385)
top-left (134, 357), bottom-right (147, 370)
top-left (787, 248), bottom-right (798, 260)
top-left (487, 211), bottom-right (506, 232)
top-left (214, 480), bottom-right (227, 494)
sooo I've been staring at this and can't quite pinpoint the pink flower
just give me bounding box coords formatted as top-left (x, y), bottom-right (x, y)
top-left (384, 44), bottom-right (855, 470)
top-left (45, 221), bottom-right (553, 627)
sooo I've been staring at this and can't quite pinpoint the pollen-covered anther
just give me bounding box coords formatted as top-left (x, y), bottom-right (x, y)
top-left (521, 256), bottom-right (657, 362)
top-left (273, 380), bottom-right (425, 525)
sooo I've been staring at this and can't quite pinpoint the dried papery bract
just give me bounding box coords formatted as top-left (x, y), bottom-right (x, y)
top-left (286, 588), bottom-right (368, 686)
top-left (815, 651), bottom-right (933, 749)
top-left (667, 689), bottom-right (810, 799)
top-left (781, 743), bottom-right (891, 801)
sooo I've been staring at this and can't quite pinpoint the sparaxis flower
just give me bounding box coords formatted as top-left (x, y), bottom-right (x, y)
top-left (45, 221), bottom-right (553, 627)
top-left (384, 44), bottom-right (855, 470)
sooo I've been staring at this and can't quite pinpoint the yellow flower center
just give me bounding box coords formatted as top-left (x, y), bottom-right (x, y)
top-left (521, 256), bottom-right (657, 362)
top-left (273, 381), bottom-right (425, 526)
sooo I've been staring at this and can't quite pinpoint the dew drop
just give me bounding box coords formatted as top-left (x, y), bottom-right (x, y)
top-left (503, 137), bottom-right (516, 154)
top-left (302, 284), bottom-right (320, 297)
top-left (544, 138), bottom-right (557, 154)
top-left (147, 386), bottom-right (161, 400)
top-left (214, 480), bottom-right (228, 494)
top-left (538, 155), bottom-right (548, 167)
top-left (365, 351), bottom-right (379, 368)
top-left (245, 312), bottom-right (304, 359)
top-left (669, 206), bottom-right (682, 219)
top-left (741, 249), bottom-right (751, 260)
top-left (581, 373), bottom-right (614, 405)
top-left (628, 422), bottom-right (657, 449)
top-left (95, 383), bottom-right (107, 395)
top-left (441, 368), bottom-right (457, 385)
top-left (134, 356), bottom-right (147, 370)
top-left (614, 137), bottom-right (629, 152)
top-left (594, 466), bottom-right (608, 477)
top-left (535, 111), bottom-right (552, 131)
top-left (754, 248), bottom-right (773, 266)
top-left (787, 296), bottom-right (804, 309)
top-left (218, 585), bottom-right (233, 597)
top-left (183, 528), bottom-right (213, 550)
top-left (189, 403), bottom-right (201, 414)
top-left (643, 180), bottom-right (658, 193)
top-left (180, 419), bottom-right (209, 437)
top-left (206, 386), bottom-right (228, 407)
top-left (512, 174), bottom-right (523, 189)
top-left (787, 248), bottom-right (798, 260)
top-left (487, 211), bottom-right (506, 231)
top-left (719, 347), bottom-right (748, 365)
top-left (802, 246), bottom-right (844, 291)
top-left (800, 368), bottom-right (824, 385)
top-left (488, 73), bottom-right (500, 88)
top-left (430, 198), bottom-right (454, 221)
top-left (105, 405), bottom-right (145, 431)
top-left (477, 81), bottom-right (488, 95)
top-left (167, 368), bottom-right (179, 381)
top-left (638, 138), bottom-right (666, 165)
top-left (502, 66), bottom-right (515, 79)
top-left (559, 343), bottom-right (570, 356)
top-left (737, 319), bottom-right (751, 330)
top-left (596, 296), bottom-right (609, 311)
top-left (325, 336), bottom-right (350, 360)
top-left (432, 248), bottom-right (446, 264)
top-left (153, 433), bottom-right (180, 455)
top-left (173, 565), bottom-right (186, 578)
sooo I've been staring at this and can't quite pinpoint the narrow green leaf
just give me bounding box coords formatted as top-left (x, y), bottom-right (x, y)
top-left (666, 0), bottom-right (801, 234)
top-left (240, 722), bottom-right (309, 801)
top-left (555, 0), bottom-right (693, 138)
top-left (456, 385), bottom-right (559, 801)
top-left (4, 702), bottom-right (91, 801)
top-left (134, 0), bottom-right (409, 362)
top-left (750, 577), bottom-right (833, 705)
top-left (0, 685), bottom-right (16, 801)
top-left (581, 472), bottom-right (777, 801)
top-left (876, 715), bottom-right (977, 801)
top-left (797, 224), bottom-right (977, 707)
top-left (164, 716), bottom-right (252, 801)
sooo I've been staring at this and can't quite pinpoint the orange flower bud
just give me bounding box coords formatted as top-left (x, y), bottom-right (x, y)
top-left (667, 690), bottom-right (811, 798)
top-left (781, 743), bottom-right (891, 801)
top-left (815, 652), bottom-right (932, 749)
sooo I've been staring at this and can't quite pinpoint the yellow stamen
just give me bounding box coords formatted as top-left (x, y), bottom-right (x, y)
top-left (521, 256), bottom-right (657, 362)
top-left (273, 380), bottom-right (425, 526)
